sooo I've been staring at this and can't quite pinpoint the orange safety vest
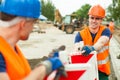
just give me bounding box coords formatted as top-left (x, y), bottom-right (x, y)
top-left (0, 36), bottom-right (31, 80)
top-left (80, 26), bottom-right (111, 75)
top-left (109, 22), bottom-right (114, 34)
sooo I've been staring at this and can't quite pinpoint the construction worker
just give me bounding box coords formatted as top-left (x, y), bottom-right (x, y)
top-left (74, 5), bottom-right (111, 80)
top-left (109, 20), bottom-right (114, 33)
top-left (0, 0), bottom-right (64, 80)
top-left (108, 20), bottom-right (114, 38)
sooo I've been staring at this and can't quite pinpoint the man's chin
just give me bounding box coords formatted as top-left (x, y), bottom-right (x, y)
top-left (91, 25), bottom-right (99, 28)
top-left (21, 37), bottom-right (29, 41)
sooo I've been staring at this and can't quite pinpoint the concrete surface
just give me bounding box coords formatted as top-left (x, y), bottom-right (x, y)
top-left (109, 37), bottom-right (120, 80)
top-left (18, 27), bottom-right (75, 59)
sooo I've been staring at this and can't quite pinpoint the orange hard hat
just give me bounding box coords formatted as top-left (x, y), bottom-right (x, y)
top-left (88, 5), bottom-right (105, 18)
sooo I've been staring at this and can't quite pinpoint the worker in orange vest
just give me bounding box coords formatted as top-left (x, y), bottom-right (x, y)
top-left (109, 20), bottom-right (114, 38)
top-left (109, 20), bottom-right (114, 33)
top-left (74, 5), bottom-right (111, 80)
top-left (0, 0), bottom-right (64, 80)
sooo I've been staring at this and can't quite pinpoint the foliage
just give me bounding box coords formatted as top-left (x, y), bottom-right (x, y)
top-left (41, 0), bottom-right (55, 21)
top-left (106, 0), bottom-right (120, 27)
top-left (107, 0), bottom-right (120, 21)
top-left (74, 4), bottom-right (91, 20)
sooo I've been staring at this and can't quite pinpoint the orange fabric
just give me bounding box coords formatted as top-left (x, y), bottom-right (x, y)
top-left (98, 60), bottom-right (110, 75)
top-left (0, 36), bottom-right (31, 80)
top-left (88, 5), bottom-right (105, 18)
top-left (80, 26), bottom-right (111, 75)
top-left (109, 22), bottom-right (114, 34)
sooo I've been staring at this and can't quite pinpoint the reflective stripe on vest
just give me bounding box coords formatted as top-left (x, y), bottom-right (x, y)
top-left (98, 46), bottom-right (109, 53)
top-left (98, 56), bottom-right (109, 65)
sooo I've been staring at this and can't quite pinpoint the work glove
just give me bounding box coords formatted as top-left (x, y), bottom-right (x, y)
top-left (48, 45), bottom-right (66, 57)
top-left (52, 51), bottom-right (59, 57)
top-left (82, 46), bottom-right (95, 56)
top-left (48, 57), bottom-right (63, 71)
top-left (40, 57), bottom-right (67, 77)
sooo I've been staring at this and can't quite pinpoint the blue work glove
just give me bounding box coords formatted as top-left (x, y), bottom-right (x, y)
top-left (82, 46), bottom-right (95, 56)
top-left (53, 51), bottom-right (59, 57)
top-left (48, 57), bottom-right (63, 71)
top-left (48, 49), bottom-right (59, 57)
top-left (40, 57), bottom-right (67, 77)
top-left (48, 57), bottom-right (67, 79)
top-left (49, 45), bottom-right (66, 58)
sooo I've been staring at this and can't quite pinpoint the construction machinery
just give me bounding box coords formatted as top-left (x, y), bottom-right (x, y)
top-left (54, 9), bottom-right (62, 26)
top-left (54, 9), bottom-right (84, 34)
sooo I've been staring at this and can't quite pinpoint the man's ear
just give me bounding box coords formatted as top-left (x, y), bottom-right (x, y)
top-left (19, 19), bottom-right (26, 29)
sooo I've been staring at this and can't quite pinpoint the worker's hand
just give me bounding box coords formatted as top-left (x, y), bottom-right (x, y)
top-left (48, 57), bottom-right (67, 79)
top-left (40, 57), bottom-right (66, 76)
top-left (47, 57), bottom-right (67, 78)
top-left (48, 45), bottom-right (66, 58)
top-left (47, 57), bottom-right (63, 71)
top-left (82, 46), bottom-right (95, 56)
top-left (49, 49), bottom-right (59, 57)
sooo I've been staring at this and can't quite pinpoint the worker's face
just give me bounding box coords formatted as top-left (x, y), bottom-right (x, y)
top-left (20, 19), bottom-right (37, 40)
top-left (89, 15), bottom-right (103, 29)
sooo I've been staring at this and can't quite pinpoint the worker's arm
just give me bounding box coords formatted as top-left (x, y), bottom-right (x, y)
top-left (0, 58), bottom-right (63, 80)
top-left (0, 73), bottom-right (10, 80)
top-left (74, 32), bottom-right (84, 52)
top-left (93, 28), bottom-right (110, 51)
top-left (0, 54), bottom-right (10, 80)
top-left (24, 57), bottom-right (64, 80)
top-left (93, 36), bottom-right (109, 51)
top-left (81, 36), bottom-right (109, 56)
top-left (23, 65), bottom-right (46, 80)
top-left (81, 28), bottom-right (111, 55)
top-left (74, 32), bottom-right (82, 43)
top-left (0, 65), bottom-right (46, 80)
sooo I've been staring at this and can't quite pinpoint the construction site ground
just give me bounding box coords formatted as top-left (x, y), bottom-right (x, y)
top-left (18, 22), bottom-right (120, 80)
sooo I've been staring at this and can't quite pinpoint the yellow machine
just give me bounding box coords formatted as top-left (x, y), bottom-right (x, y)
top-left (54, 9), bottom-right (84, 34)
top-left (54, 9), bottom-right (62, 26)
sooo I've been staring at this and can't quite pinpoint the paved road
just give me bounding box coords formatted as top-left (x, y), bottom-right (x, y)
top-left (18, 27), bottom-right (75, 59)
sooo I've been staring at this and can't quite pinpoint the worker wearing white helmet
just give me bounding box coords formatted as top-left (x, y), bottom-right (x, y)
top-left (0, 0), bottom-right (64, 80)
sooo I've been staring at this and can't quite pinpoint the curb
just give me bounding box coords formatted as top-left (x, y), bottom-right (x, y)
top-left (109, 37), bottom-right (120, 80)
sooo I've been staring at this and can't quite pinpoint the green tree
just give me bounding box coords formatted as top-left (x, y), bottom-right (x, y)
top-left (106, 0), bottom-right (120, 27)
top-left (75, 4), bottom-right (91, 20)
top-left (41, 0), bottom-right (55, 21)
top-left (107, 0), bottom-right (120, 21)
